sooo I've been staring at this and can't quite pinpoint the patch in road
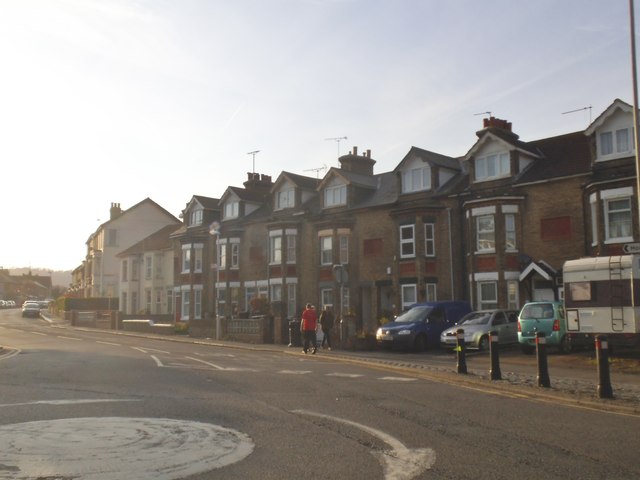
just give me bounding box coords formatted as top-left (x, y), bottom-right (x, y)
top-left (293, 410), bottom-right (435, 480)
top-left (0, 417), bottom-right (254, 480)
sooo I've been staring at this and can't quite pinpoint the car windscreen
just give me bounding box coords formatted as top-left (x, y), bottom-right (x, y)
top-left (394, 306), bottom-right (432, 323)
top-left (460, 313), bottom-right (490, 325)
top-left (520, 304), bottom-right (554, 319)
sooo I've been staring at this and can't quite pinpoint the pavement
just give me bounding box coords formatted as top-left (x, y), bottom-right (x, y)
top-left (7, 312), bottom-right (638, 416)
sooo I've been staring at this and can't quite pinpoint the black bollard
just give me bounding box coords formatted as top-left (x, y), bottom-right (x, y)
top-left (536, 331), bottom-right (551, 388)
top-left (489, 330), bottom-right (502, 381)
top-left (596, 335), bottom-right (614, 399)
top-left (456, 328), bottom-right (467, 374)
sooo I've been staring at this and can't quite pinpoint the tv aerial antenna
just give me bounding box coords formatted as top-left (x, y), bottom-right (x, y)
top-left (247, 150), bottom-right (260, 173)
top-left (562, 105), bottom-right (592, 124)
top-left (325, 136), bottom-right (348, 158)
top-left (304, 164), bottom-right (328, 178)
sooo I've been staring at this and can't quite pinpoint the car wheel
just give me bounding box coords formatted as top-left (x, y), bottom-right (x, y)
top-left (413, 335), bottom-right (427, 352)
top-left (478, 335), bottom-right (490, 352)
top-left (558, 335), bottom-right (572, 354)
top-left (521, 344), bottom-right (535, 355)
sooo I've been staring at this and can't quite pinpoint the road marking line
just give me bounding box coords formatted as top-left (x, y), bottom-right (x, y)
top-left (379, 377), bottom-right (417, 382)
top-left (96, 341), bottom-right (121, 346)
top-left (279, 370), bottom-right (312, 374)
top-left (57, 336), bottom-right (82, 341)
top-left (0, 399), bottom-right (141, 408)
top-left (29, 331), bottom-right (47, 336)
top-left (132, 347), bottom-right (148, 353)
top-left (150, 355), bottom-right (164, 367)
top-left (293, 410), bottom-right (435, 480)
top-left (143, 347), bottom-right (171, 354)
top-left (186, 356), bottom-right (226, 370)
top-left (326, 373), bottom-right (364, 378)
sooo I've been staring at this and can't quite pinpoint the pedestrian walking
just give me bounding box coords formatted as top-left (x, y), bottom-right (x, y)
top-left (300, 303), bottom-right (318, 354)
top-left (319, 305), bottom-right (334, 350)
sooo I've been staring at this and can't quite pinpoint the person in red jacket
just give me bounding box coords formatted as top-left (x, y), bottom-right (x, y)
top-left (300, 303), bottom-right (318, 354)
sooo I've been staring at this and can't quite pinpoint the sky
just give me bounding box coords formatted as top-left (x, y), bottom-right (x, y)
top-left (0, 0), bottom-right (636, 272)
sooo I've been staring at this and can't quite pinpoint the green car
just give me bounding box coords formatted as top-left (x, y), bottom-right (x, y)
top-left (517, 301), bottom-right (570, 354)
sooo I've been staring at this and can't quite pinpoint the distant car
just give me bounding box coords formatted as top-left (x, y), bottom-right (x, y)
top-left (518, 301), bottom-right (570, 354)
top-left (376, 301), bottom-right (472, 352)
top-left (440, 309), bottom-right (519, 351)
top-left (21, 301), bottom-right (42, 318)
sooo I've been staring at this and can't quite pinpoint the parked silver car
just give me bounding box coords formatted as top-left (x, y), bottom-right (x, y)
top-left (440, 309), bottom-right (519, 351)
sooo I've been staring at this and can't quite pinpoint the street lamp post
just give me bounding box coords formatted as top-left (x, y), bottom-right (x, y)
top-left (210, 222), bottom-right (221, 340)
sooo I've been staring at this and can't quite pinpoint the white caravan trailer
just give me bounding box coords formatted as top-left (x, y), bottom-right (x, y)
top-left (563, 255), bottom-right (640, 349)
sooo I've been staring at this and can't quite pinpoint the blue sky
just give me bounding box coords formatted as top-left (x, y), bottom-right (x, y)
top-left (0, 0), bottom-right (635, 271)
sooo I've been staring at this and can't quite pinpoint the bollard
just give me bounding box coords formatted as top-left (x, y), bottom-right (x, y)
top-left (536, 331), bottom-right (551, 388)
top-left (456, 328), bottom-right (467, 374)
top-left (595, 335), bottom-right (614, 399)
top-left (489, 330), bottom-right (502, 381)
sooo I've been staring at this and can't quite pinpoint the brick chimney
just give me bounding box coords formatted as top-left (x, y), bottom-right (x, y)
top-left (109, 202), bottom-right (122, 220)
top-left (477, 116), bottom-right (519, 140)
top-left (338, 146), bottom-right (376, 175)
top-left (243, 172), bottom-right (273, 193)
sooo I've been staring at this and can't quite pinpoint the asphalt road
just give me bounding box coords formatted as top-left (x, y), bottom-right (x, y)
top-left (1, 309), bottom-right (640, 480)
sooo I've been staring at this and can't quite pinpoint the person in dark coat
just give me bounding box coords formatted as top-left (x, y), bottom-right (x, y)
top-left (319, 305), bottom-right (334, 350)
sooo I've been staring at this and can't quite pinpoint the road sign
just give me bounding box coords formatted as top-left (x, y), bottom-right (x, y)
top-left (623, 243), bottom-right (640, 254)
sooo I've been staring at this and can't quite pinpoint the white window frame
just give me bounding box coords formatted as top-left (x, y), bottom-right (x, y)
top-left (154, 288), bottom-right (162, 314)
top-left (181, 247), bottom-right (191, 273)
top-left (477, 281), bottom-right (498, 310)
top-left (320, 236), bottom-right (333, 265)
top-left (181, 290), bottom-right (190, 320)
top-left (321, 288), bottom-right (334, 310)
top-left (194, 288), bottom-right (202, 320)
top-left (424, 223), bottom-right (435, 257)
top-left (476, 214), bottom-right (495, 252)
top-left (598, 127), bottom-right (632, 160)
top-left (286, 234), bottom-right (297, 264)
top-left (194, 246), bottom-right (203, 273)
top-left (590, 194), bottom-right (598, 246)
top-left (324, 184), bottom-right (346, 207)
top-left (145, 256), bottom-right (152, 280)
top-left (190, 208), bottom-right (203, 226)
top-left (401, 284), bottom-right (417, 310)
top-left (224, 201), bottom-right (239, 219)
top-left (231, 243), bottom-right (240, 269)
top-left (507, 280), bottom-right (519, 311)
top-left (339, 235), bottom-right (349, 265)
top-left (145, 288), bottom-right (152, 313)
top-left (505, 213), bottom-right (516, 251)
top-left (425, 283), bottom-right (437, 302)
top-left (604, 196), bottom-right (633, 243)
top-left (270, 284), bottom-right (282, 302)
top-left (276, 189), bottom-right (294, 210)
top-left (218, 242), bottom-right (227, 269)
top-left (400, 225), bottom-right (415, 259)
top-left (402, 165), bottom-right (431, 193)
top-left (121, 260), bottom-right (128, 281)
top-left (475, 152), bottom-right (510, 182)
top-left (270, 235), bottom-right (282, 264)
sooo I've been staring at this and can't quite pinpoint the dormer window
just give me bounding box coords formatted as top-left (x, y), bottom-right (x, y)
top-left (325, 184), bottom-right (346, 207)
top-left (276, 189), bottom-right (294, 210)
top-left (475, 152), bottom-right (510, 182)
top-left (190, 208), bottom-right (203, 226)
top-left (224, 201), bottom-right (239, 219)
top-left (598, 128), bottom-right (631, 159)
top-left (402, 165), bottom-right (431, 193)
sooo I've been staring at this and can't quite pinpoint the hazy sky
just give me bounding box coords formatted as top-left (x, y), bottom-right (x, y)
top-left (0, 0), bottom-right (635, 271)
